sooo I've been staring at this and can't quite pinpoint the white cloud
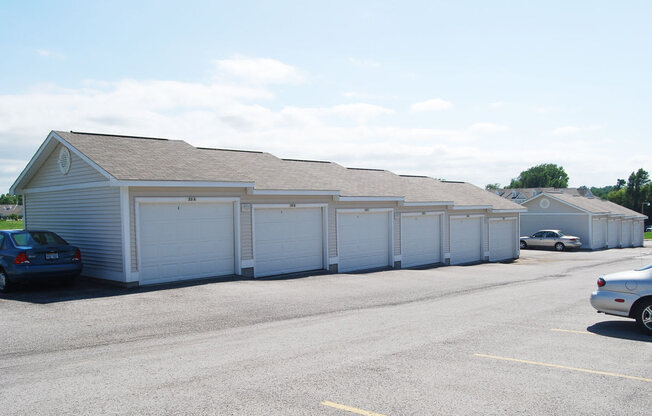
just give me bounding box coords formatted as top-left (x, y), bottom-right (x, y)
top-left (469, 122), bottom-right (509, 133)
top-left (552, 125), bottom-right (602, 135)
top-left (36, 49), bottom-right (64, 59)
top-left (348, 57), bottom-right (381, 68)
top-left (213, 56), bottom-right (304, 85)
top-left (410, 98), bottom-right (452, 112)
top-left (489, 101), bottom-right (504, 109)
top-left (0, 59), bottom-right (641, 192)
top-left (330, 103), bottom-right (393, 123)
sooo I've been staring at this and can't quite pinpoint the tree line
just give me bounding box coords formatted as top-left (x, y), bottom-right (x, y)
top-left (486, 164), bottom-right (651, 214)
top-left (0, 194), bottom-right (22, 205)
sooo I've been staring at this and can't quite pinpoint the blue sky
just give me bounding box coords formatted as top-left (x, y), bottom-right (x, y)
top-left (1, 0), bottom-right (651, 193)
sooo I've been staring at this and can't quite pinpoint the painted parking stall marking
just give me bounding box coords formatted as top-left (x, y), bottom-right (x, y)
top-left (474, 354), bottom-right (652, 383)
top-left (321, 401), bottom-right (389, 416)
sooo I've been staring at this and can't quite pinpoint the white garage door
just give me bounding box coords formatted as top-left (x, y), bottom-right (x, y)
top-left (489, 219), bottom-right (516, 261)
top-left (338, 211), bottom-right (391, 273)
top-left (450, 217), bottom-right (483, 265)
top-left (138, 201), bottom-right (235, 284)
top-left (592, 218), bottom-right (607, 249)
top-left (401, 213), bottom-right (442, 268)
top-left (622, 221), bottom-right (632, 247)
top-left (254, 207), bottom-right (324, 277)
top-left (608, 220), bottom-right (620, 248)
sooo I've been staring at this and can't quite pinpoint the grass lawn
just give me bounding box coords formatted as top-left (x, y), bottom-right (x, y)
top-left (646, 231), bottom-right (652, 240)
top-left (0, 220), bottom-right (23, 230)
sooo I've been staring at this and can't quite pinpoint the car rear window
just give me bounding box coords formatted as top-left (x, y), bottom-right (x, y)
top-left (11, 231), bottom-right (68, 247)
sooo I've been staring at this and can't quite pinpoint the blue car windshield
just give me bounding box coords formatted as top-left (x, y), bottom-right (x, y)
top-left (636, 264), bottom-right (652, 271)
top-left (11, 231), bottom-right (67, 247)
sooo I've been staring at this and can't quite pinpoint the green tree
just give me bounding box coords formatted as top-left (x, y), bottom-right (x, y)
top-left (606, 187), bottom-right (627, 206)
top-left (485, 183), bottom-right (501, 190)
top-left (0, 194), bottom-right (22, 205)
top-left (626, 168), bottom-right (650, 211)
top-left (506, 163), bottom-right (569, 188)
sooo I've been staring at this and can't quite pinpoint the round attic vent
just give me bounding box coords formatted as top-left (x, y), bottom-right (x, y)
top-left (539, 198), bottom-right (550, 209)
top-left (58, 147), bottom-right (71, 175)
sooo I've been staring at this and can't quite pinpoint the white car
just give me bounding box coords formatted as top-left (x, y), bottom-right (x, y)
top-left (590, 264), bottom-right (652, 335)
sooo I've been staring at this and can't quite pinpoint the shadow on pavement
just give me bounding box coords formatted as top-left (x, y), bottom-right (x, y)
top-left (0, 274), bottom-right (249, 305)
top-left (0, 268), bottom-right (341, 304)
top-left (587, 320), bottom-right (651, 342)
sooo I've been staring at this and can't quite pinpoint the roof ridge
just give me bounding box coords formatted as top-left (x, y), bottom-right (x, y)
top-left (346, 167), bottom-right (385, 172)
top-left (197, 147), bottom-right (264, 154)
top-left (66, 130), bottom-right (170, 141)
top-left (282, 158), bottom-right (331, 164)
top-left (399, 174), bottom-right (430, 178)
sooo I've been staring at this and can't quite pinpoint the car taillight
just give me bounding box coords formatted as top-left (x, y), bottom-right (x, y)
top-left (14, 252), bottom-right (30, 264)
top-left (72, 249), bottom-right (82, 262)
top-left (597, 278), bottom-right (606, 287)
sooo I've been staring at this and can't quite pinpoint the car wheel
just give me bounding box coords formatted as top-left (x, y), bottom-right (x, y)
top-left (0, 269), bottom-right (11, 293)
top-left (554, 242), bottom-right (565, 251)
top-left (634, 299), bottom-right (652, 335)
top-left (520, 240), bottom-right (527, 249)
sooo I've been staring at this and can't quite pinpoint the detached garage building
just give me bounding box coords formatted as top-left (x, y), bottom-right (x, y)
top-left (11, 131), bottom-right (524, 285)
top-left (521, 192), bottom-right (646, 250)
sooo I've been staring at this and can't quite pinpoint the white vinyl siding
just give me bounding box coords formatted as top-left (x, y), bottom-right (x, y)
top-left (253, 207), bottom-right (325, 277)
top-left (489, 218), bottom-right (517, 261)
top-left (25, 143), bottom-right (107, 188)
top-left (240, 205), bottom-right (253, 261)
top-left (450, 216), bottom-right (483, 265)
top-left (520, 213), bottom-right (590, 247)
top-left (24, 187), bottom-right (123, 280)
top-left (338, 210), bottom-right (392, 272)
top-left (328, 203), bottom-right (338, 258)
top-left (401, 213), bottom-right (442, 268)
top-left (137, 200), bottom-right (236, 284)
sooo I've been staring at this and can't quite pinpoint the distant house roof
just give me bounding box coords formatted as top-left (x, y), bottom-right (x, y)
top-left (11, 131), bottom-right (524, 211)
top-left (0, 205), bottom-right (23, 217)
top-left (495, 187), bottom-right (593, 201)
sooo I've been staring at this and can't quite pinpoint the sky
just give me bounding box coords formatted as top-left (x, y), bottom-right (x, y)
top-left (1, 0), bottom-right (651, 193)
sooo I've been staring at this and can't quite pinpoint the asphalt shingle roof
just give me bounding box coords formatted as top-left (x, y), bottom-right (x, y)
top-left (534, 192), bottom-right (645, 219)
top-left (54, 131), bottom-right (523, 209)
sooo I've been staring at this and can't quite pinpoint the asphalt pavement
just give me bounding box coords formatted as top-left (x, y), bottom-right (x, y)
top-left (1, 243), bottom-right (651, 415)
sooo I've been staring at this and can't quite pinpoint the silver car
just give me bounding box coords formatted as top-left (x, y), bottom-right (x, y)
top-left (519, 229), bottom-right (582, 251)
top-left (590, 264), bottom-right (652, 335)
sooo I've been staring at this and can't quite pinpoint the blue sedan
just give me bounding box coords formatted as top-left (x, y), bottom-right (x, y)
top-left (0, 230), bottom-right (82, 292)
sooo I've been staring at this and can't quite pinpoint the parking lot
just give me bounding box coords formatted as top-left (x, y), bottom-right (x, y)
top-left (1, 243), bottom-right (651, 415)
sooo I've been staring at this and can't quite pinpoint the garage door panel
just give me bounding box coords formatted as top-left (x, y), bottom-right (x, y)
top-left (401, 214), bottom-right (442, 268)
top-left (338, 211), bottom-right (391, 272)
top-left (608, 221), bottom-right (620, 248)
top-left (138, 202), bottom-right (235, 284)
top-left (489, 219), bottom-right (516, 261)
top-left (254, 208), bottom-right (324, 277)
top-left (592, 219), bottom-right (607, 249)
top-left (450, 217), bottom-right (483, 265)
